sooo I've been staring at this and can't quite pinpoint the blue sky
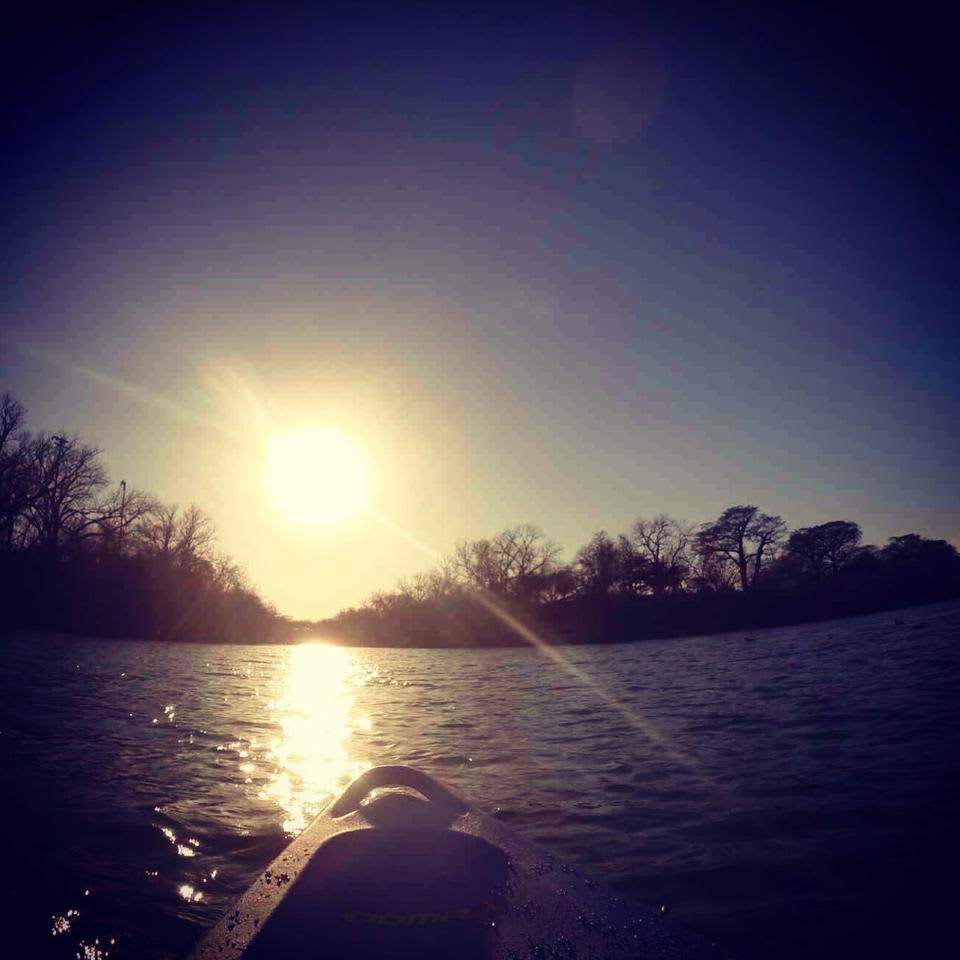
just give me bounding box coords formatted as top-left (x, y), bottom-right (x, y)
top-left (2, 2), bottom-right (957, 617)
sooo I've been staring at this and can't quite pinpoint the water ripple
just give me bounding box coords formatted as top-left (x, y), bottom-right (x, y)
top-left (1, 601), bottom-right (958, 959)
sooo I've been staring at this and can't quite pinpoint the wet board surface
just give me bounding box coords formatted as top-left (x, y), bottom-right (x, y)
top-left (187, 766), bottom-right (730, 960)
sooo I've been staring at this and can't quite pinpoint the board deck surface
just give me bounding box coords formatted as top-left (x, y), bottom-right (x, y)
top-left (186, 765), bottom-right (729, 959)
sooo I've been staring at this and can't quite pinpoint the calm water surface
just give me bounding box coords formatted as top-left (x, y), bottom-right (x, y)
top-left (2, 601), bottom-right (958, 959)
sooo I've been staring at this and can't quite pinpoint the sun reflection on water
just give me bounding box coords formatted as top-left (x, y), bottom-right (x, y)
top-left (263, 644), bottom-right (369, 833)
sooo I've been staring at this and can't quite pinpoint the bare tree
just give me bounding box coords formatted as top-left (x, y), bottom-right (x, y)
top-left (689, 547), bottom-right (738, 593)
top-left (134, 503), bottom-right (216, 569)
top-left (785, 520), bottom-right (862, 581)
top-left (616, 534), bottom-right (650, 594)
top-left (211, 552), bottom-right (250, 592)
top-left (92, 483), bottom-right (159, 553)
top-left (450, 523), bottom-right (561, 597)
top-left (365, 589), bottom-right (406, 618)
top-left (396, 574), bottom-right (430, 603)
top-left (574, 531), bottom-right (621, 596)
top-left (174, 504), bottom-right (216, 569)
top-left (134, 503), bottom-right (179, 557)
top-left (628, 514), bottom-right (693, 596)
top-left (695, 505), bottom-right (786, 591)
top-left (0, 393), bottom-right (29, 551)
top-left (535, 566), bottom-right (578, 602)
top-left (0, 393), bottom-right (25, 456)
top-left (397, 568), bottom-right (457, 603)
top-left (819, 521), bottom-right (862, 574)
top-left (451, 537), bottom-right (500, 591)
top-left (493, 523), bottom-right (561, 597)
top-left (19, 432), bottom-right (108, 553)
top-left (748, 512), bottom-right (788, 587)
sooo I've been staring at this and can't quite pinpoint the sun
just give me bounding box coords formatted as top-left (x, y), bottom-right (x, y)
top-left (264, 427), bottom-right (369, 527)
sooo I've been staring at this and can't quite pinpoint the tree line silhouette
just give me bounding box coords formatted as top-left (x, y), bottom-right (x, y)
top-left (4, 386), bottom-right (958, 647)
top-left (0, 392), bottom-right (284, 642)
top-left (316, 509), bottom-right (960, 647)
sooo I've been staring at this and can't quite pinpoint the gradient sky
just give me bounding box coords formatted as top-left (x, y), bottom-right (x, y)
top-left (2, 2), bottom-right (957, 619)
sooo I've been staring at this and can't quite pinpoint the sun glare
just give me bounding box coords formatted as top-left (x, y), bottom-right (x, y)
top-left (263, 643), bottom-right (368, 834)
top-left (264, 427), bottom-right (369, 526)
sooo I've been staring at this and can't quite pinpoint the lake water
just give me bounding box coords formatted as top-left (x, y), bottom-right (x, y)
top-left (1, 601), bottom-right (958, 959)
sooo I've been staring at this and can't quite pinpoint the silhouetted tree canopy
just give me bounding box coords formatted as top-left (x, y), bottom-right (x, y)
top-left (4, 387), bottom-right (958, 649)
top-left (626, 515), bottom-right (693, 596)
top-left (574, 531), bottom-right (621, 596)
top-left (695, 505), bottom-right (787, 591)
top-left (317, 505), bottom-right (959, 647)
top-left (450, 524), bottom-right (561, 598)
top-left (0, 391), bottom-right (284, 642)
top-left (784, 521), bottom-right (863, 582)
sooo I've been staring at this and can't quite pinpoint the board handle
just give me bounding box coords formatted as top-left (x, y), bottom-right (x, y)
top-left (328, 765), bottom-right (469, 818)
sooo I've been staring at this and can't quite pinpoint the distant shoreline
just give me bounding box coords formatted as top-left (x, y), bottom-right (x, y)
top-left (299, 593), bottom-right (957, 649)
top-left (4, 389), bottom-right (958, 652)
top-left (4, 596), bottom-right (954, 649)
